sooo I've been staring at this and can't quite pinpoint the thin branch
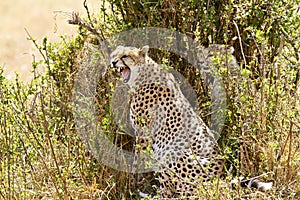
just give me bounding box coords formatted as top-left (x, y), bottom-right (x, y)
top-left (68, 12), bottom-right (103, 43)
top-left (286, 121), bottom-right (293, 181)
top-left (25, 28), bottom-right (50, 68)
top-left (278, 25), bottom-right (300, 92)
top-left (233, 21), bottom-right (247, 66)
top-left (39, 91), bottom-right (69, 198)
top-left (68, 12), bottom-right (111, 58)
top-left (249, 30), bottom-right (265, 62)
top-left (84, 0), bottom-right (94, 29)
top-left (279, 25), bottom-right (299, 61)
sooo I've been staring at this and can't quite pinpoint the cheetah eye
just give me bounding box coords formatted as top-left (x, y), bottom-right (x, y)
top-left (207, 54), bottom-right (213, 58)
top-left (121, 55), bottom-right (129, 59)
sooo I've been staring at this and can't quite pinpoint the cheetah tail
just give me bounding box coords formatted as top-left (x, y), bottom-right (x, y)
top-left (240, 178), bottom-right (273, 192)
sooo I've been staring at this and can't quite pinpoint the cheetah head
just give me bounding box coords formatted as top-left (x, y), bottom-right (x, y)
top-left (110, 45), bottom-right (150, 85)
top-left (200, 44), bottom-right (235, 72)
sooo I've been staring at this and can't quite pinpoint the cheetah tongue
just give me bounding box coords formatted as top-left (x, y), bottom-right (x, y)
top-left (121, 67), bottom-right (130, 83)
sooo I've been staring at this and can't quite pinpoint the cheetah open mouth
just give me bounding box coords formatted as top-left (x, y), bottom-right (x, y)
top-left (121, 66), bottom-right (131, 83)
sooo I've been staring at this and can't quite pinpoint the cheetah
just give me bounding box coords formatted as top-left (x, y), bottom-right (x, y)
top-left (198, 44), bottom-right (240, 136)
top-left (110, 45), bottom-right (272, 198)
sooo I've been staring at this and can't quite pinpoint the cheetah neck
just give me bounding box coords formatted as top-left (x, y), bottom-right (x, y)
top-left (128, 63), bottom-right (161, 91)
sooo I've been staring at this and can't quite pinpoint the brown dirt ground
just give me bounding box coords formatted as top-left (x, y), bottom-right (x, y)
top-left (0, 0), bottom-right (98, 82)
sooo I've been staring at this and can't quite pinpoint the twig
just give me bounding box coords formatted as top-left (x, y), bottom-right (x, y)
top-left (68, 12), bottom-right (103, 43)
top-left (278, 24), bottom-right (300, 91)
top-left (286, 121), bottom-right (293, 181)
top-left (39, 90), bottom-right (69, 198)
top-left (243, 171), bottom-right (273, 180)
top-left (18, 93), bottom-right (62, 198)
top-left (83, 0), bottom-right (93, 28)
top-left (233, 21), bottom-right (247, 65)
top-left (250, 30), bottom-right (265, 62)
top-left (68, 12), bottom-right (111, 58)
top-left (25, 28), bottom-right (50, 68)
top-left (279, 25), bottom-right (299, 61)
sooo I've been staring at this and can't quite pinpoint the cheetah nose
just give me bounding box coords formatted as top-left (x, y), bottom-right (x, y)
top-left (112, 61), bottom-right (118, 67)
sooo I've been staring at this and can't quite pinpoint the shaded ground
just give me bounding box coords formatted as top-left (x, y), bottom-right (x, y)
top-left (0, 0), bottom-right (98, 81)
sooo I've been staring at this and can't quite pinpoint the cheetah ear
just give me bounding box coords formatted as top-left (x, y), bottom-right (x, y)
top-left (116, 45), bottom-right (124, 49)
top-left (139, 45), bottom-right (149, 57)
top-left (227, 46), bottom-right (234, 54)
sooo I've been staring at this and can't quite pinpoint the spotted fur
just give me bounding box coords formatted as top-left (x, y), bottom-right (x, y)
top-left (110, 45), bottom-right (271, 198)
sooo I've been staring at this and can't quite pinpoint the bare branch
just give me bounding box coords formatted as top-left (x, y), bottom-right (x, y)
top-left (233, 21), bottom-right (247, 66)
top-left (68, 12), bottom-right (103, 42)
top-left (68, 12), bottom-right (111, 58)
